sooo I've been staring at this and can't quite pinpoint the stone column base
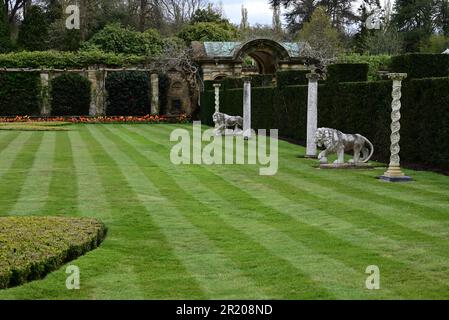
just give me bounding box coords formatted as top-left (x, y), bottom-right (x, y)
top-left (380, 166), bottom-right (412, 182)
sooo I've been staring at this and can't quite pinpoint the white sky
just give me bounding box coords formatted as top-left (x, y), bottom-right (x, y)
top-left (212, 0), bottom-right (391, 26)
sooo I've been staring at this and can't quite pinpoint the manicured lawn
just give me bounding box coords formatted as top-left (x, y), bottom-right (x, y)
top-left (0, 124), bottom-right (449, 299)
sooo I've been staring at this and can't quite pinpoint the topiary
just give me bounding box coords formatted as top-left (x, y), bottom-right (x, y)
top-left (50, 73), bottom-right (91, 116)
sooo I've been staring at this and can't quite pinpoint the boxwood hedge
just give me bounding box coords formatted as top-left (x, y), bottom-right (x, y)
top-left (0, 216), bottom-right (107, 289)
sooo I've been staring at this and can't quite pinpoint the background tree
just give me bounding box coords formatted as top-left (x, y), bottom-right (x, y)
top-left (299, 6), bottom-right (342, 66)
top-left (190, 3), bottom-right (225, 24)
top-left (0, 0), bottom-right (13, 52)
top-left (240, 5), bottom-right (249, 31)
top-left (82, 23), bottom-right (164, 55)
top-left (17, 5), bottom-right (48, 50)
top-left (393, 0), bottom-right (435, 52)
top-left (177, 21), bottom-right (239, 44)
top-left (271, 0), bottom-right (356, 34)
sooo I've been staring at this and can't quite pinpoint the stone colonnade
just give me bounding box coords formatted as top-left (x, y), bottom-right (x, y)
top-left (3, 67), bottom-right (161, 117)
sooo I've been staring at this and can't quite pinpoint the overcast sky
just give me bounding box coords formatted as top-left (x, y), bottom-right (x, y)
top-left (212, 0), bottom-right (387, 26)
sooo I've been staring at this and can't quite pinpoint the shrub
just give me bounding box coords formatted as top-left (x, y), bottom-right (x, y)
top-left (0, 216), bottom-right (107, 289)
top-left (390, 53), bottom-right (449, 78)
top-left (338, 54), bottom-right (391, 81)
top-left (50, 73), bottom-right (91, 116)
top-left (105, 71), bottom-right (151, 116)
top-left (178, 22), bottom-right (239, 44)
top-left (0, 72), bottom-right (41, 116)
top-left (327, 63), bottom-right (369, 83)
top-left (277, 70), bottom-right (310, 87)
top-left (82, 23), bottom-right (164, 56)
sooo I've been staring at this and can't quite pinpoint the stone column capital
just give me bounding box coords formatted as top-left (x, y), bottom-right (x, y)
top-left (213, 83), bottom-right (221, 88)
top-left (388, 73), bottom-right (408, 81)
top-left (306, 72), bottom-right (320, 82)
top-left (242, 76), bottom-right (252, 83)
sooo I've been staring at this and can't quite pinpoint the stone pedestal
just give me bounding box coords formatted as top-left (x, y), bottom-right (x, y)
top-left (380, 73), bottom-right (412, 182)
top-left (213, 83), bottom-right (221, 128)
top-left (306, 72), bottom-right (320, 158)
top-left (243, 77), bottom-right (252, 139)
top-left (151, 73), bottom-right (159, 115)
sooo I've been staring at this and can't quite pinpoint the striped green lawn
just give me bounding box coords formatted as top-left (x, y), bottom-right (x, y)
top-left (1, 124), bottom-right (449, 300)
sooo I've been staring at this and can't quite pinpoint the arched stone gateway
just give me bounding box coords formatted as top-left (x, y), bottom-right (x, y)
top-left (192, 38), bottom-right (307, 81)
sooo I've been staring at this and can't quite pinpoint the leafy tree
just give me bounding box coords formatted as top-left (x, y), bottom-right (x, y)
top-left (190, 4), bottom-right (226, 24)
top-left (363, 29), bottom-right (403, 55)
top-left (299, 6), bottom-right (342, 64)
top-left (82, 23), bottom-right (164, 55)
top-left (420, 34), bottom-right (449, 53)
top-left (17, 5), bottom-right (49, 51)
top-left (0, 0), bottom-right (13, 53)
top-left (393, 0), bottom-right (435, 52)
top-left (271, 0), bottom-right (356, 34)
top-left (47, 19), bottom-right (82, 52)
top-left (177, 22), bottom-right (239, 44)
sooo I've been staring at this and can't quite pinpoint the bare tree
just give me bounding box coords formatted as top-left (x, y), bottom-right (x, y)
top-left (160, 0), bottom-right (207, 30)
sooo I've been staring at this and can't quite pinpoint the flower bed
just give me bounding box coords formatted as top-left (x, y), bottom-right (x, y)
top-left (0, 114), bottom-right (191, 124)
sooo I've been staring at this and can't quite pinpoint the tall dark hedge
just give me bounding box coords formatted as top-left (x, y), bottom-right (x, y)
top-left (105, 71), bottom-right (150, 116)
top-left (390, 54), bottom-right (449, 79)
top-left (201, 78), bottom-right (449, 170)
top-left (50, 73), bottom-right (91, 116)
top-left (276, 70), bottom-right (310, 87)
top-left (326, 63), bottom-right (369, 83)
top-left (0, 72), bottom-right (41, 116)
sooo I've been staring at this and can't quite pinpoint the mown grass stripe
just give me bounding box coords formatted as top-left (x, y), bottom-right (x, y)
top-left (115, 125), bottom-right (392, 299)
top-left (89, 125), bottom-right (280, 299)
top-left (99, 125), bottom-right (340, 299)
top-left (129, 124), bottom-right (449, 299)
top-left (0, 132), bottom-right (32, 181)
top-left (40, 132), bottom-right (78, 216)
top-left (142, 124), bottom-right (449, 242)
top-left (67, 130), bottom-right (145, 300)
top-left (9, 133), bottom-right (56, 216)
top-left (281, 159), bottom-right (449, 224)
top-left (0, 131), bottom-right (20, 155)
top-left (0, 132), bottom-right (44, 216)
top-left (79, 125), bottom-right (206, 299)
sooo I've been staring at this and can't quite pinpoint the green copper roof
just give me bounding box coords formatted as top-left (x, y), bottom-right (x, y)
top-left (203, 41), bottom-right (303, 58)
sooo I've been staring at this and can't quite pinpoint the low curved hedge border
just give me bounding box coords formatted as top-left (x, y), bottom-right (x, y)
top-left (0, 217), bottom-right (107, 289)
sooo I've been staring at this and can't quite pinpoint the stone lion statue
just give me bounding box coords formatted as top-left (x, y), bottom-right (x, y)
top-left (315, 128), bottom-right (374, 165)
top-left (213, 112), bottom-right (243, 135)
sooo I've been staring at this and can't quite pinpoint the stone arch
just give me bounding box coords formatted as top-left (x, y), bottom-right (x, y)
top-left (233, 39), bottom-right (291, 75)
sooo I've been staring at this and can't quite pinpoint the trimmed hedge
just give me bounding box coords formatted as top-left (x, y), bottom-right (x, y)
top-left (390, 54), bottom-right (449, 79)
top-left (0, 72), bottom-right (41, 116)
top-left (105, 71), bottom-right (151, 116)
top-left (0, 216), bottom-right (107, 289)
top-left (201, 77), bottom-right (449, 170)
top-left (0, 50), bottom-right (146, 68)
top-left (50, 73), bottom-right (91, 116)
top-left (276, 70), bottom-right (310, 87)
top-left (338, 54), bottom-right (391, 81)
top-left (327, 63), bottom-right (369, 83)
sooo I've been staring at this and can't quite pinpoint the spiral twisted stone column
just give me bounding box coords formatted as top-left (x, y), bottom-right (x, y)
top-left (213, 83), bottom-right (221, 128)
top-left (381, 73), bottom-right (412, 182)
